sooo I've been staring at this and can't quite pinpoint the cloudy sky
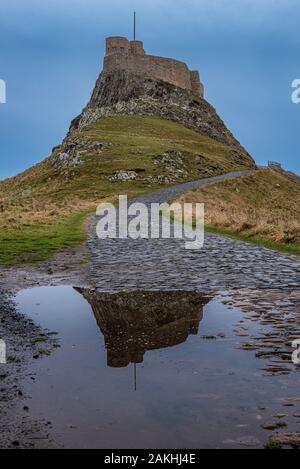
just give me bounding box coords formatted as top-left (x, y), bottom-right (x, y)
top-left (0, 0), bottom-right (299, 178)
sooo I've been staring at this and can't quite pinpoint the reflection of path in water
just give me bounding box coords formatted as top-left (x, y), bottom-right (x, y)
top-left (87, 174), bottom-right (300, 377)
top-left (76, 289), bottom-right (210, 368)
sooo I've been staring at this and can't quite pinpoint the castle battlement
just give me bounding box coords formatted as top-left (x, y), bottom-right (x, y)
top-left (103, 36), bottom-right (204, 99)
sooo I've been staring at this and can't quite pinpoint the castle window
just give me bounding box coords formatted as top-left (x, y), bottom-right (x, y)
top-left (120, 47), bottom-right (125, 53)
top-left (112, 47), bottom-right (117, 52)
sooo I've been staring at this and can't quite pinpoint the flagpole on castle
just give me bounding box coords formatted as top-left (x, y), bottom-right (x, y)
top-left (133, 11), bottom-right (136, 41)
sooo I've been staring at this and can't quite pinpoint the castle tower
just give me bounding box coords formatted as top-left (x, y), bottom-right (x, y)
top-left (106, 37), bottom-right (131, 55)
top-left (130, 40), bottom-right (145, 55)
top-left (105, 36), bottom-right (145, 56)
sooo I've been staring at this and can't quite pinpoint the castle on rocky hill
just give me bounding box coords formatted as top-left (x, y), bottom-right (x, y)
top-left (66, 34), bottom-right (253, 167)
top-left (103, 36), bottom-right (204, 99)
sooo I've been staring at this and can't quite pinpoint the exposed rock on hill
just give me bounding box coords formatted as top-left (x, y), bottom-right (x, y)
top-left (68, 70), bottom-right (255, 167)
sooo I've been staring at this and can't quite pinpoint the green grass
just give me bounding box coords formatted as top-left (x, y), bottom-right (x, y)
top-left (0, 116), bottom-right (254, 266)
top-left (0, 209), bottom-right (93, 265)
top-left (264, 441), bottom-right (282, 450)
top-left (205, 224), bottom-right (300, 257)
top-left (1, 116), bottom-right (253, 203)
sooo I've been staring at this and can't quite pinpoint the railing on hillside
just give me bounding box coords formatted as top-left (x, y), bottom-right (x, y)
top-left (268, 160), bottom-right (282, 169)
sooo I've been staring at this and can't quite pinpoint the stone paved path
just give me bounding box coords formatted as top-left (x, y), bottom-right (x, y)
top-left (88, 170), bottom-right (300, 293)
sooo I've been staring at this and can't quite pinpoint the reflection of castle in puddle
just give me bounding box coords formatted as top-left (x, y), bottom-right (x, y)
top-left (76, 289), bottom-right (211, 368)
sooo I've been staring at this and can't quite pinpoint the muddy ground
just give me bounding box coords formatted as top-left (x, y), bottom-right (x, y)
top-left (0, 240), bottom-right (91, 449)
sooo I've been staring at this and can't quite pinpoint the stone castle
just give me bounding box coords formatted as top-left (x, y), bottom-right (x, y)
top-left (67, 34), bottom-right (254, 168)
top-left (103, 36), bottom-right (204, 99)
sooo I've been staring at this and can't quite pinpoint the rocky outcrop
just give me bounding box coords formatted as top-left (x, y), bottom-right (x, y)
top-left (52, 136), bottom-right (109, 170)
top-left (68, 70), bottom-right (255, 166)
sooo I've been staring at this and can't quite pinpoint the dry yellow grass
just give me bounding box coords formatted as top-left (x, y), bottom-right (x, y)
top-left (0, 196), bottom-right (93, 231)
top-left (176, 168), bottom-right (300, 246)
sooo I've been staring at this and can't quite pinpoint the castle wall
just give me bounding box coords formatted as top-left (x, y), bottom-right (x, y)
top-left (104, 36), bottom-right (204, 98)
top-left (104, 53), bottom-right (193, 93)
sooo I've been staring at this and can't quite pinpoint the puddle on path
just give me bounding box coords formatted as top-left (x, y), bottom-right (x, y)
top-left (16, 286), bottom-right (300, 449)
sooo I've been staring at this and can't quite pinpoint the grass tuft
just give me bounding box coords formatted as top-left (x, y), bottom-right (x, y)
top-left (0, 209), bottom-right (92, 265)
top-left (176, 168), bottom-right (300, 256)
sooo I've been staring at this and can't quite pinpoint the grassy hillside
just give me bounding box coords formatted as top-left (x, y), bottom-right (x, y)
top-left (176, 168), bottom-right (300, 255)
top-left (0, 116), bottom-right (254, 264)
